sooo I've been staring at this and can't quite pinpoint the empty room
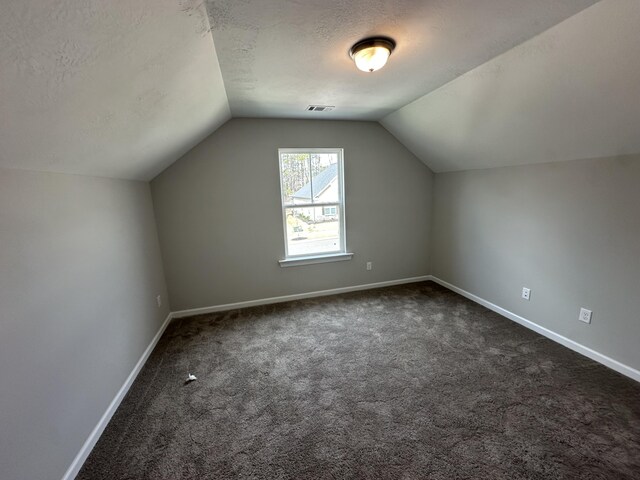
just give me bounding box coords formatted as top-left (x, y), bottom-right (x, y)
top-left (1, 0), bottom-right (639, 479)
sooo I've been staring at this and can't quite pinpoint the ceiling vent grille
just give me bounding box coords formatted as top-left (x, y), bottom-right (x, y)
top-left (307, 105), bottom-right (335, 112)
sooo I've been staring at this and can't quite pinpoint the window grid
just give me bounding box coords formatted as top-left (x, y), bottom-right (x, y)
top-left (278, 148), bottom-right (346, 260)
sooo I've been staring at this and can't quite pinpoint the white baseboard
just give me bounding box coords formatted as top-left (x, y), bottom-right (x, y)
top-left (430, 276), bottom-right (640, 383)
top-left (62, 276), bottom-right (430, 478)
top-left (61, 312), bottom-right (173, 480)
top-left (171, 275), bottom-right (432, 318)
top-left (63, 274), bottom-right (638, 479)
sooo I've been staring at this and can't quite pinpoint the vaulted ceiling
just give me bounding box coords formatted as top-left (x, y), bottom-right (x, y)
top-left (1, 0), bottom-right (637, 179)
top-left (381, 0), bottom-right (640, 171)
top-left (0, 0), bottom-right (230, 180)
top-left (205, 0), bottom-right (598, 120)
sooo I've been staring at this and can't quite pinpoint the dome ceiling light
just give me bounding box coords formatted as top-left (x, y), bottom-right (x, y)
top-left (349, 37), bottom-right (396, 73)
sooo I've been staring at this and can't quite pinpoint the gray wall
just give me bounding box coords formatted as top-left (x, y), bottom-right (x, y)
top-left (0, 168), bottom-right (169, 480)
top-left (430, 155), bottom-right (640, 371)
top-left (151, 118), bottom-right (433, 311)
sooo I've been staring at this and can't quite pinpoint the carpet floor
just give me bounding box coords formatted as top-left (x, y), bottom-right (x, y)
top-left (77, 281), bottom-right (640, 479)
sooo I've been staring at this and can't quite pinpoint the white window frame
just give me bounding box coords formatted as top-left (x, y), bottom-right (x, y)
top-left (278, 148), bottom-right (352, 267)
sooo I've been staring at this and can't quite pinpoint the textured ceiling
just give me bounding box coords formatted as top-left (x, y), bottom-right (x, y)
top-left (0, 0), bottom-right (230, 180)
top-left (205, 0), bottom-right (598, 120)
top-left (1, 0), bottom-right (631, 179)
top-left (381, 0), bottom-right (640, 172)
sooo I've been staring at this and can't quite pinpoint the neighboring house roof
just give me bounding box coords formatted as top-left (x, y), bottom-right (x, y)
top-left (292, 163), bottom-right (338, 200)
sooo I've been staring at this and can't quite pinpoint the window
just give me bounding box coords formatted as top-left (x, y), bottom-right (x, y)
top-left (278, 148), bottom-right (351, 266)
top-left (322, 206), bottom-right (337, 216)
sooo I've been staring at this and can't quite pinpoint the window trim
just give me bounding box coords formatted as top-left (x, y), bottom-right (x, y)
top-left (278, 252), bottom-right (354, 267)
top-left (278, 148), bottom-right (350, 264)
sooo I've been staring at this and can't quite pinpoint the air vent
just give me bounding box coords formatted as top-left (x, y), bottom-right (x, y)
top-left (307, 105), bottom-right (335, 112)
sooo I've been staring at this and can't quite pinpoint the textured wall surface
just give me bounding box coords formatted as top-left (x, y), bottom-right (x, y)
top-left (430, 154), bottom-right (640, 372)
top-left (0, 0), bottom-right (230, 180)
top-left (152, 119), bottom-right (433, 311)
top-left (0, 168), bottom-right (169, 480)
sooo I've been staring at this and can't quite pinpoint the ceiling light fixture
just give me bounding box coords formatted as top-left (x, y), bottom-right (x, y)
top-left (349, 37), bottom-right (396, 73)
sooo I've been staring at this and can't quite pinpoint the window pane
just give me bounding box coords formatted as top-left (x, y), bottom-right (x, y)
top-left (285, 206), bottom-right (341, 256)
top-left (280, 153), bottom-right (311, 205)
top-left (310, 153), bottom-right (339, 204)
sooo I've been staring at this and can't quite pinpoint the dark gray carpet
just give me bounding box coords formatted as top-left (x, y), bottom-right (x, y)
top-left (78, 281), bottom-right (640, 479)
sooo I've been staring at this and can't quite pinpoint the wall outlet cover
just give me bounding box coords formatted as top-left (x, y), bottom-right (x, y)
top-left (579, 308), bottom-right (592, 324)
top-left (522, 287), bottom-right (531, 300)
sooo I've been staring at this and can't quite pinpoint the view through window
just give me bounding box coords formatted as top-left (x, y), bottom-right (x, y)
top-left (278, 149), bottom-right (345, 258)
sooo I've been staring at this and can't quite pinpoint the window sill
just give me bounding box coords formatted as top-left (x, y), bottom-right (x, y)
top-left (279, 252), bottom-right (354, 268)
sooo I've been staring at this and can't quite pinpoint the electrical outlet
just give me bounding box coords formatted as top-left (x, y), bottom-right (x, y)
top-left (156, 295), bottom-right (162, 308)
top-left (579, 308), bottom-right (592, 324)
top-left (366, 261), bottom-right (372, 271)
top-left (521, 287), bottom-right (531, 300)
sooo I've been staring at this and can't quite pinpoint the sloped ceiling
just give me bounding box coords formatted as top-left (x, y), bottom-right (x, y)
top-left (205, 0), bottom-right (598, 120)
top-left (381, 0), bottom-right (640, 172)
top-left (2, 0), bottom-right (635, 179)
top-left (0, 0), bottom-right (230, 180)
